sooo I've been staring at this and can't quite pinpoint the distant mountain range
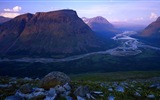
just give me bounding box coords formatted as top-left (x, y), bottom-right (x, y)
top-left (0, 16), bottom-right (11, 24)
top-left (112, 22), bottom-right (146, 31)
top-left (0, 10), bottom-right (108, 58)
top-left (82, 16), bottom-right (119, 37)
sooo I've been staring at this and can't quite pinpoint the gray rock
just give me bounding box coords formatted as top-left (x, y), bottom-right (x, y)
top-left (147, 94), bottom-right (155, 98)
top-left (63, 83), bottom-right (71, 91)
top-left (33, 88), bottom-right (45, 92)
top-left (77, 96), bottom-right (86, 100)
top-left (19, 84), bottom-right (32, 94)
top-left (40, 71), bottom-right (71, 89)
top-left (115, 86), bottom-right (124, 93)
top-left (65, 96), bottom-right (73, 100)
top-left (157, 86), bottom-right (160, 89)
top-left (44, 96), bottom-right (57, 100)
top-left (5, 95), bottom-right (24, 100)
top-left (55, 85), bottom-right (66, 94)
top-left (74, 86), bottom-right (89, 97)
top-left (64, 91), bottom-right (71, 96)
top-left (48, 88), bottom-right (56, 97)
top-left (9, 77), bottom-right (17, 81)
top-left (45, 88), bottom-right (57, 100)
top-left (86, 93), bottom-right (96, 100)
top-left (86, 93), bottom-right (91, 99)
top-left (134, 92), bottom-right (141, 97)
top-left (108, 87), bottom-right (113, 92)
top-left (100, 83), bottom-right (106, 87)
top-left (112, 82), bottom-right (118, 87)
top-left (15, 90), bottom-right (46, 99)
top-left (23, 77), bottom-right (33, 81)
top-left (0, 84), bottom-right (11, 88)
top-left (150, 83), bottom-right (160, 89)
top-left (108, 95), bottom-right (115, 100)
top-left (35, 78), bottom-right (40, 81)
top-left (9, 81), bottom-right (17, 85)
top-left (92, 91), bottom-right (103, 95)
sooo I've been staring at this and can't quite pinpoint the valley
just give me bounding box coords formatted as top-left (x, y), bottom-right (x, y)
top-left (0, 31), bottom-right (160, 63)
top-left (0, 1), bottom-right (160, 99)
top-left (1, 31), bottom-right (160, 78)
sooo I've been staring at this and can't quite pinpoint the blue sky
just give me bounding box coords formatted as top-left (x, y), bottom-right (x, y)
top-left (0, 0), bottom-right (160, 25)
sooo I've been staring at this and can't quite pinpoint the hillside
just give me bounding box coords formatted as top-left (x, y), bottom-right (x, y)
top-left (0, 10), bottom-right (108, 58)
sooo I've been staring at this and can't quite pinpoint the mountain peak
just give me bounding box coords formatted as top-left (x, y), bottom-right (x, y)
top-left (140, 16), bottom-right (160, 40)
top-left (91, 16), bottom-right (110, 23)
top-left (13, 13), bottom-right (34, 23)
top-left (156, 17), bottom-right (160, 22)
top-left (35, 9), bottom-right (77, 16)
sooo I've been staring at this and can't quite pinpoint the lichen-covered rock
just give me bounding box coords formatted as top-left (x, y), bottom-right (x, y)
top-left (40, 71), bottom-right (71, 90)
top-left (19, 84), bottom-right (32, 94)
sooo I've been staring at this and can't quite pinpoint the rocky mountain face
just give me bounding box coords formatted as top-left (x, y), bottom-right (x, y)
top-left (0, 10), bottom-right (106, 57)
top-left (140, 17), bottom-right (160, 39)
top-left (0, 16), bottom-right (11, 24)
top-left (139, 17), bottom-right (160, 46)
top-left (82, 16), bottom-right (119, 37)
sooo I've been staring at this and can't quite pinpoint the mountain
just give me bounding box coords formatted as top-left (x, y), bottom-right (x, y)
top-left (0, 16), bottom-right (11, 24)
top-left (82, 16), bottom-right (119, 37)
top-left (0, 10), bottom-right (107, 58)
top-left (139, 17), bottom-right (160, 45)
top-left (140, 17), bottom-right (160, 38)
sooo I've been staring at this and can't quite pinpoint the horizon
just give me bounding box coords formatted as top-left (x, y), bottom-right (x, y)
top-left (0, 0), bottom-right (160, 25)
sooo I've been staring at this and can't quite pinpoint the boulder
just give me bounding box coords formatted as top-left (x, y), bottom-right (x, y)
top-left (19, 84), bottom-right (32, 94)
top-left (55, 85), bottom-right (66, 94)
top-left (40, 71), bottom-right (71, 90)
top-left (63, 83), bottom-right (71, 91)
top-left (74, 86), bottom-right (89, 97)
top-left (115, 86), bottom-right (124, 93)
top-left (5, 95), bottom-right (24, 100)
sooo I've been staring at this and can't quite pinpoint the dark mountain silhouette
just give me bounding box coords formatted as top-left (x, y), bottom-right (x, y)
top-left (0, 10), bottom-right (107, 58)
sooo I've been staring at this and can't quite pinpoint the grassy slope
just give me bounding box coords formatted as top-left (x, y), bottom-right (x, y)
top-left (70, 71), bottom-right (160, 82)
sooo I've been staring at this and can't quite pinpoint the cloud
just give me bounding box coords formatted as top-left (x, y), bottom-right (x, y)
top-left (4, 6), bottom-right (22, 12)
top-left (0, 12), bottom-right (20, 18)
top-left (77, 7), bottom-right (112, 19)
top-left (134, 17), bottom-right (144, 21)
top-left (150, 12), bottom-right (158, 19)
top-left (1, 6), bottom-right (22, 18)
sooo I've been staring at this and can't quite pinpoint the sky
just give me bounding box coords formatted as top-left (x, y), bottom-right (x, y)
top-left (0, 0), bottom-right (160, 25)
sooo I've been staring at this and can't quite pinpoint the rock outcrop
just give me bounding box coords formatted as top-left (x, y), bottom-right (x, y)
top-left (40, 71), bottom-right (71, 89)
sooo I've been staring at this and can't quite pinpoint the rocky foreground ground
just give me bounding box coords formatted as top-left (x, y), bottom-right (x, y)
top-left (0, 71), bottom-right (160, 100)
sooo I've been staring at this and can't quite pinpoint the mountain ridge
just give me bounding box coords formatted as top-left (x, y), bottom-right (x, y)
top-left (0, 16), bottom-right (11, 24)
top-left (0, 9), bottom-right (107, 58)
